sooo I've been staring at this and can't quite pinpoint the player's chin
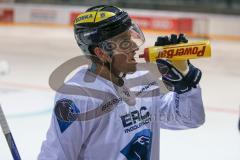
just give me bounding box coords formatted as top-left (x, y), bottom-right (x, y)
top-left (125, 63), bottom-right (137, 74)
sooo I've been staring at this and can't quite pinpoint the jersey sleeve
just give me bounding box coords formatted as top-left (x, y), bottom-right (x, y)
top-left (153, 86), bottom-right (205, 130)
top-left (38, 94), bottom-right (88, 160)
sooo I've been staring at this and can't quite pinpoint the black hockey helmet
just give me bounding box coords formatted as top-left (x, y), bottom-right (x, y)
top-left (73, 5), bottom-right (145, 57)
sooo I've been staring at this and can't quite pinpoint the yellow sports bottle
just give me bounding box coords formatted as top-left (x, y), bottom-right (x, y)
top-left (139, 40), bottom-right (211, 62)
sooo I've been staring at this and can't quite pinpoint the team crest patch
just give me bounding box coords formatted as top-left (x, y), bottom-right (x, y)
top-left (54, 99), bottom-right (80, 133)
top-left (121, 129), bottom-right (152, 160)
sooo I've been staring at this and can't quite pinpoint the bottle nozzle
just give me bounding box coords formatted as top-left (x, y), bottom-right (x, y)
top-left (138, 49), bottom-right (150, 62)
top-left (139, 54), bottom-right (145, 58)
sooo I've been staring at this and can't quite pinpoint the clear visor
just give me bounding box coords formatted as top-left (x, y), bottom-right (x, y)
top-left (100, 22), bottom-right (145, 55)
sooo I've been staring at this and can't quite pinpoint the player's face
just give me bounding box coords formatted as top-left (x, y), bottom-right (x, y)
top-left (112, 47), bottom-right (138, 74)
top-left (113, 33), bottom-right (138, 73)
top-left (100, 23), bottom-right (145, 74)
top-left (104, 31), bottom-right (140, 74)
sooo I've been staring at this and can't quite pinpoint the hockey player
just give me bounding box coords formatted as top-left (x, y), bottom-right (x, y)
top-left (38, 5), bottom-right (205, 160)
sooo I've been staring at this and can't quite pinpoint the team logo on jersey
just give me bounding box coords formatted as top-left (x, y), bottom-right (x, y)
top-left (121, 129), bottom-right (152, 160)
top-left (120, 106), bottom-right (151, 133)
top-left (54, 99), bottom-right (80, 133)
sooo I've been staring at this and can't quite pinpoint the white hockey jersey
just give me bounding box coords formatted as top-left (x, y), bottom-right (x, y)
top-left (38, 66), bottom-right (205, 160)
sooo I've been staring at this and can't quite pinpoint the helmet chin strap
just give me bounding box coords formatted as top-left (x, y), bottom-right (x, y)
top-left (100, 48), bottom-right (126, 86)
top-left (89, 57), bottom-right (126, 87)
top-left (104, 61), bottom-right (126, 87)
top-left (89, 46), bottom-right (126, 87)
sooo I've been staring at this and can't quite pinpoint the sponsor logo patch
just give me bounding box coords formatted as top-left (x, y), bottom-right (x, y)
top-left (120, 106), bottom-right (151, 133)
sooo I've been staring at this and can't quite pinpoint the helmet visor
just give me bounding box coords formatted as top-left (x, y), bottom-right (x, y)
top-left (100, 22), bottom-right (145, 55)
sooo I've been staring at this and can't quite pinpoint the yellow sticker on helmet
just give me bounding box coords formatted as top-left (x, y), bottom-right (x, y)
top-left (74, 11), bottom-right (97, 24)
top-left (74, 11), bottom-right (116, 24)
top-left (95, 11), bottom-right (116, 22)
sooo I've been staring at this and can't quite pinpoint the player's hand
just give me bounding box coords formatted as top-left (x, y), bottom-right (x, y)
top-left (156, 59), bottom-right (201, 94)
top-left (155, 34), bottom-right (202, 94)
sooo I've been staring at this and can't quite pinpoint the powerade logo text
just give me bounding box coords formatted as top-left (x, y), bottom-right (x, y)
top-left (157, 45), bottom-right (206, 59)
top-left (120, 106), bottom-right (151, 133)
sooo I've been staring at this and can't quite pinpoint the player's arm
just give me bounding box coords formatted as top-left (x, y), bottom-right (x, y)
top-left (153, 34), bottom-right (205, 129)
top-left (38, 94), bottom-right (86, 160)
top-left (154, 86), bottom-right (205, 129)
